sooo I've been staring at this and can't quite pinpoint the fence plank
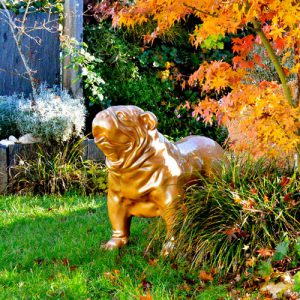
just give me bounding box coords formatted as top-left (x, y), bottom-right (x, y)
top-left (82, 139), bottom-right (105, 162)
top-left (0, 11), bottom-right (60, 96)
top-left (63, 0), bottom-right (83, 97)
top-left (0, 145), bottom-right (7, 193)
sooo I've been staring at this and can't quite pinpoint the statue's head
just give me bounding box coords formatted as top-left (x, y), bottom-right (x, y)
top-left (92, 105), bottom-right (157, 164)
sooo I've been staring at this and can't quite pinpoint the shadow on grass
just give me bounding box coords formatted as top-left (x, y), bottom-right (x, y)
top-left (0, 197), bottom-right (158, 268)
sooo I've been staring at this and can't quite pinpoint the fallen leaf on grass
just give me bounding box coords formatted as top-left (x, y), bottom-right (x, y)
top-left (263, 195), bottom-right (269, 203)
top-left (283, 193), bottom-right (297, 206)
top-left (139, 290), bottom-right (152, 300)
top-left (279, 177), bottom-right (290, 187)
top-left (246, 257), bottom-right (256, 267)
top-left (70, 265), bottom-right (78, 271)
top-left (103, 269), bottom-right (120, 281)
top-left (103, 272), bottom-right (115, 281)
top-left (224, 226), bottom-right (248, 241)
top-left (113, 269), bottom-right (120, 275)
top-left (230, 289), bottom-right (240, 297)
top-left (199, 270), bottom-right (213, 282)
top-left (179, 283), bottom-right (191, 292)
top-left (142, 280), bottom-right (152, 292)
top-left (257, 248), bottom-right (274, 258)
top-left (148, 259), bottom-right (158, 266)
top-left (61, 258), bottom-right (70, 266)
top-left (237, 293), bottom-right (251, 300)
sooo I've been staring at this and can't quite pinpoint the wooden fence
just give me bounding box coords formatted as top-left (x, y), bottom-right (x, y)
top-left (0, 11), bottom-right (60, 96)
top-left (0, 2), bottom-right (90, 194)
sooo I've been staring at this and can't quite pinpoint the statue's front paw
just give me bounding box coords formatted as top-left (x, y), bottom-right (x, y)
top-left (102, 237), bottom-right (129, 250)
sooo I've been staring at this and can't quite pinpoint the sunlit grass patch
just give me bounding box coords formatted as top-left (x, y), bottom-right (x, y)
top-left (0, 195), bottom-right (229, 299)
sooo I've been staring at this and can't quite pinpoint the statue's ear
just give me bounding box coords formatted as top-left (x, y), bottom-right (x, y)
top-left (140, 111), bottom-right (158, 130)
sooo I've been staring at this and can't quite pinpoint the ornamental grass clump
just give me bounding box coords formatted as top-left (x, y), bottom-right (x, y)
top-left (9, 139), bottom-right (108, 196)
top-left (171, 158), bottom-right (300, 276)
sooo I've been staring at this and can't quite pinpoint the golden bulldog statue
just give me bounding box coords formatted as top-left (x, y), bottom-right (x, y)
top-left (92, 105), bottom-right (226, 250)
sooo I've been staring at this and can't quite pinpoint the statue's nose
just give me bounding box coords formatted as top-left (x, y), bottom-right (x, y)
top-left (92, 111), bottom-right (113, 138)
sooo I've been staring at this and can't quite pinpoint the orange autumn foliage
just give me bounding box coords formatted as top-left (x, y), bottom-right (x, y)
top-left (195, 80), bottom-right (300, 157)
top-left (111, 0), bottom-right (300, 159)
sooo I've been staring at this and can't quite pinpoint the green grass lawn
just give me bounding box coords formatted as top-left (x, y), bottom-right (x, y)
top-left (0, 195), bottom-right (229, 299)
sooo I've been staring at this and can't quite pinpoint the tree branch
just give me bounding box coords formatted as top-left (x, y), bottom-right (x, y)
top-left (252, 20), bottom-right (294, 107)
top-left (183, 3), bottom-right (218, 18)
top-left (0, 2), bottom-right (37, 98)
top-left (0, 67), bottom-right (30, 80)
top-left (0, 0), bottom-right (58, 99)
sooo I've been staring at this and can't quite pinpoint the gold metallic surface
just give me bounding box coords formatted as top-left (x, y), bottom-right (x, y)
top-left (92, 105), bottom-right (227, 250)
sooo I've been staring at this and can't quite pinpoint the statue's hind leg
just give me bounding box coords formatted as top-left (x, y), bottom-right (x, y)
top-left (154, 185), bottom-right (180, 256)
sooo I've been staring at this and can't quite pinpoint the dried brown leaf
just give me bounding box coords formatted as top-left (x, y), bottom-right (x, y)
top-left (199, 270), bottom-right (213, 282)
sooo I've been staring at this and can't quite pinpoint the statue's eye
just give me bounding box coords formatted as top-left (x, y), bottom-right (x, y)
top-left (116, 111), bottom-right (126, 120)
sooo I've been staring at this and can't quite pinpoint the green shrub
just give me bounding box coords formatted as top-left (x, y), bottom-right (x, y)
top-left (82, 21), bottom-right (230, 142)
top-left (9, 139), bottom-right (107, 196)
top-left (170, 157), bottom-right (300, 276)
top-left (0, 85), bottom-right (86, 143)
top-left (61, 37), bottom-right (106, 107)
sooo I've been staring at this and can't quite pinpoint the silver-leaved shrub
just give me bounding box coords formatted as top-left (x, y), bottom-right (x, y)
top-left (0, 94), bottom-right (20, 139)
top-left (0, 85), bottom-right (86, 143)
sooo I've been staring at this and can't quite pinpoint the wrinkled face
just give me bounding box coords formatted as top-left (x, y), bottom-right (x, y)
top-left (92, 106), bottom-right (157, 162)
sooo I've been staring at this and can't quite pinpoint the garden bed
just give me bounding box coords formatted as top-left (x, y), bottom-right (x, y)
top-left (0, 139), bottom-right (105, 193)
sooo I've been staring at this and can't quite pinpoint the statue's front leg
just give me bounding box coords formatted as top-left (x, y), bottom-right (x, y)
top-left (104, 190), bottom-right (132, 250)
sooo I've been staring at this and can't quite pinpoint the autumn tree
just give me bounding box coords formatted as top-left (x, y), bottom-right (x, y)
top-left (104, 0), bottom-right (300, 161)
